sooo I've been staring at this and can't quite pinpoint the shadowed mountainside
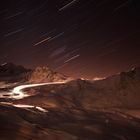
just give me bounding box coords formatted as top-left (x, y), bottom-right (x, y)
top-left (14, 67), bottom-right (140, 110)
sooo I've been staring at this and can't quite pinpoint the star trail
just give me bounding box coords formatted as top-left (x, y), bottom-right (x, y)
top-left (0, 0), bottom-right (140, 79)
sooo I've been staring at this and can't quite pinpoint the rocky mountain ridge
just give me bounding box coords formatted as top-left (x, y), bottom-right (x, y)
top-left (29, 66), bottom-right (71, 83)
top-left (14, 66), bottom-right (140, 111)
top-left (0, 63), bottom-right (71, 83)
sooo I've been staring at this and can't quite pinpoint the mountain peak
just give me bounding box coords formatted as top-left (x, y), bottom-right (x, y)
top-left (29, 65), bottom-right (71, 83)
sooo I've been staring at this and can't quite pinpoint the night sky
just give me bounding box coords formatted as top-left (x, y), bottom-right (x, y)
top-left (0, 0), bottom-right (140, 79)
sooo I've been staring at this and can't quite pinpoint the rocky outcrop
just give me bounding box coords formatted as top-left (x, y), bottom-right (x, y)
top-left (29, 66), bottom-right (70, 83)
top-left (0, 63), bottom-right (31, 83)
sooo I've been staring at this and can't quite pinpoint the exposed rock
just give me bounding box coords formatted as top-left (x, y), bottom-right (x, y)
top-left (0, 63), bottom-right (31, 83)
top-left (29, 66), bottom-right (70, 83)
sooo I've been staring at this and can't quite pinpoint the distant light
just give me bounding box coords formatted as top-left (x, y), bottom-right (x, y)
top-left (93, 77), bottom-right (106, 81)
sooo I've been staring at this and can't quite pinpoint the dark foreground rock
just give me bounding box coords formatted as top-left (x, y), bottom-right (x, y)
top-left (0, 104), bottom-right (140, 140)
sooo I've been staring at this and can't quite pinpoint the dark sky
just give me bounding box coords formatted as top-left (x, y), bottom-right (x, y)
top-left (0, 0), bottom-right (140, 79)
